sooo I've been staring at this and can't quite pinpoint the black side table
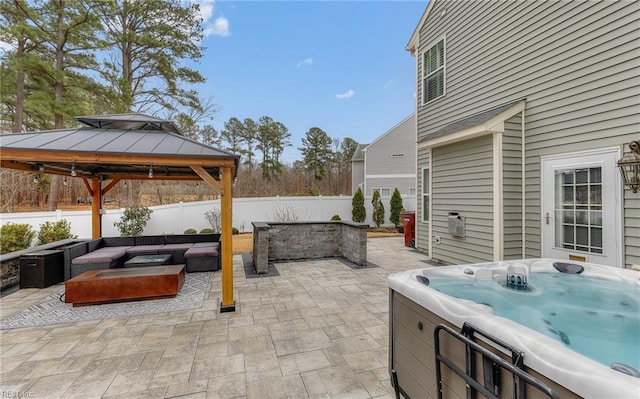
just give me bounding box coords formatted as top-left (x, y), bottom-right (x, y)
top-left (20, 249), bottom-right (64, 288)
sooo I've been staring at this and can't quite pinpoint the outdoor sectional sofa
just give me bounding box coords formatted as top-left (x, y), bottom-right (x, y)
top-left (63, 233), bottom-right (221, 280)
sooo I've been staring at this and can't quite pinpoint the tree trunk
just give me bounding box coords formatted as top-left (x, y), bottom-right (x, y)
top-left (47, 0), bottom-right (65, 211)
top-left (13, 37), bottom-right (25, 133)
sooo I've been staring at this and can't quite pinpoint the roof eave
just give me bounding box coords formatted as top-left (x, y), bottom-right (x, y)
top-left (367, 113), bottom-right (415, 149)
top-left (406, 0), bottom-right (436, 55)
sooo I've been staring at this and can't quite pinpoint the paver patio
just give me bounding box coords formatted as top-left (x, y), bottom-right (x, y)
top-left (0, 237), bottom-right (430, 399)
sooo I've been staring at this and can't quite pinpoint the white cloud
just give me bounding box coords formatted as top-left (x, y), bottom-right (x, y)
top-left (384, 79), bottom-right (396, 90)
top-left (191, 0), bottom-right (230, 38)
top-left (204, 16), bottom-right (230, 37)
top-left (297, 57), bottom-right (313, 67)
top-left (336, 89), bottom-right (355, 99)
top-left (197, 0), bottom-right (214, 22)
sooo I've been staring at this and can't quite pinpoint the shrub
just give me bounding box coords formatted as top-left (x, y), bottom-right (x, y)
top-left (389, 188), bottom-right (403, 227)
top-left (114, 206), bottom-right (153, 237)
top-left (232, 227), bottom-right (239, 235)
top-left (371, 190), bottom-right (385, 227)
top-left (330, 214), bottom-right (341, 221)
top-left (37, 220), bottom-right (77, 245)
top-left (200, 228), bottom-right (214, 234)
top-left (351, 187), bottom-right (366, 223)
top-left (204, 209), bottom-right (221, 233)
top-left (0, 223), bottom-right (36, 254)
top-left (184, 228), bottom-right (197, 234)
top-left (273, 204), bottom-right (305, 222)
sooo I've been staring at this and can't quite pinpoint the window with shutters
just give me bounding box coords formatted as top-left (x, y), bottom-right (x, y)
top-left (422, 38), bottom-right (445, 105)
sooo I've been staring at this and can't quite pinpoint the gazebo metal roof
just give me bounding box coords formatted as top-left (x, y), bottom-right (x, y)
top-left (0, 114), bottom-right (239, 181)
top-left (0, 113), bottom-right (240, 312)
top-left (74, 113), bottom-right (181, 134)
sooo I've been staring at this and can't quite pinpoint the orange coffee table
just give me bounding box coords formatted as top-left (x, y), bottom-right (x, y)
top-left (65, 265), bottom-right (185, 307)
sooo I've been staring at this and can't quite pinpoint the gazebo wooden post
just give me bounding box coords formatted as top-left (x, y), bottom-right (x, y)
top-left (91, 178), bottom-right (102, 239)
top-left (220, 166), bottom-right (235, 312)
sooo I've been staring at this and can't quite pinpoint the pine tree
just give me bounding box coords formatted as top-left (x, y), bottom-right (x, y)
top-left (300, 127), bottom-right (332, 181)
top-left (256, 116), bottom-right (291, 179)
top-left (99, 0), bottom-right (205, 113)
top-left (371, 190), bottom-right (385, 227)
top-left (221, 117), bottom-right (246, 154)
top-left (352, 187), bottom-right (366, 223)
top-left (389, 188), bottom-right (403, 227)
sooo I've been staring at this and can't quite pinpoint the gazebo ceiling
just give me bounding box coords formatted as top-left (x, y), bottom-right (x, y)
top-left (0, 113), bottom-right (239, 181)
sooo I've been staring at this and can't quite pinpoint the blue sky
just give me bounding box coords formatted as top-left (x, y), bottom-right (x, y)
top-left (195, 1), bottom-right (427, 162)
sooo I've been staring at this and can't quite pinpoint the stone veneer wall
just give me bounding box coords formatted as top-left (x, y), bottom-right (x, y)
top-left (0, 258), bottom-right (20, 291)
top-left (340, 223), bottom-right (368, 266)
top-left (252, 222), bottom-right (271, 273)
top-left (251, 221), bottom-right (368, 273)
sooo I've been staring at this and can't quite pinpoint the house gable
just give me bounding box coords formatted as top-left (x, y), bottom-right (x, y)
top-left (363, 114), bottom-right (416, 196)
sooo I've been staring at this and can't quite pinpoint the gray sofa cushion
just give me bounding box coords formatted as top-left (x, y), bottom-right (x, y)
top-left (71, 246), bottom-right (131, 264)
top-left (161, 243), bottom-right (193, 251)
top-left (184, 243), bottom-right (219, 258)
top-left (126, 245), bottom-right (164, 255)
top-left (191, 242), bottom-right (217, 248)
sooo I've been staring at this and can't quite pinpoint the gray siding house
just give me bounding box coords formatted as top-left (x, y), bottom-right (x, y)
top-left (408, 0), bottom-right (639, 268)
top-left (351, 114), bottom-right (417, 199)
top-left (351, 143), bottom-right (367, 195)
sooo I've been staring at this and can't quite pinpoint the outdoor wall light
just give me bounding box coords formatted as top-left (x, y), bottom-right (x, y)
top-left (63, 177), bottom-right (68, 186)
top-left (37, 164), bottom-right (44, 172)
top-left (148, 164), bottom-right (154, 179)
top-left (617, 140), bottom-right (640, 193)
top-left (71, 161), bottom-right (77, 177)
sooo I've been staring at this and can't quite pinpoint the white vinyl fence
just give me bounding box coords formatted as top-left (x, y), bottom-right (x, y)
top-left (0, 195), bottom-right (416, 239)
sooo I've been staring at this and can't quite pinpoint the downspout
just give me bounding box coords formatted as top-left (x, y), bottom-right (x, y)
top-left (413, 40), bottom-right (422, 253)
top-left (428, 151), bottom-right (433, 259)
top-left (521, 109), bottom-right (526, 258)
top-left (493, 132), bottom-right (504, 261)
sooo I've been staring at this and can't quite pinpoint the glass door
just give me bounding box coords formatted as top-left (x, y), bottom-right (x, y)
top-left (541, 149), bottom-right (621, 267)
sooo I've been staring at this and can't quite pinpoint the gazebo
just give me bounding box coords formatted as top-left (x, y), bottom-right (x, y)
top-left (0, 113), bottom-right (241, 312)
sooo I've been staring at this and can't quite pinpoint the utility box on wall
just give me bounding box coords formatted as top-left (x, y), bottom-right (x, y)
top-left (448, 212), bottom-right (465, 238)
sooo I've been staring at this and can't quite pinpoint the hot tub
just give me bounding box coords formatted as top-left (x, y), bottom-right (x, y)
top-left (388, 259), bottom-right (640, 399)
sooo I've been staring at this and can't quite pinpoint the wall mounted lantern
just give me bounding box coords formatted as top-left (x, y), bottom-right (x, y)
top-left (617, 140), bottom-right (640, 193)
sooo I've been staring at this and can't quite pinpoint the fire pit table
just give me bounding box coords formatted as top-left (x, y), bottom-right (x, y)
top-left (64, 264), bottom-right (185, 307)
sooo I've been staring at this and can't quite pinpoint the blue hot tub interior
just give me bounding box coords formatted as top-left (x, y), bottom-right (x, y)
top-left (418, 264), bottom-right (640, 375)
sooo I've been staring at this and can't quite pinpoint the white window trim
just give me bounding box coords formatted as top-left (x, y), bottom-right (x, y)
top-left (421, 35), bottom-right (446, 106)
top-left (421, 167), bottom-right (430, 223)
